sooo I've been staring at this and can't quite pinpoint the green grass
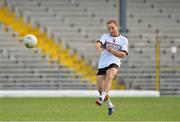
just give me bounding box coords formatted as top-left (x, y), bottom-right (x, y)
top-left (0, 97), bottom-right (180, 121)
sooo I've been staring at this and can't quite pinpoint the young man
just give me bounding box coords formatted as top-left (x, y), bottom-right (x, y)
top-left (95, 20), bottom-right (128, 115)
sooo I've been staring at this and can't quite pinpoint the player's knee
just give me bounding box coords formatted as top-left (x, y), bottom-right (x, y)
top-left (106, 73), bottom-right (115, 80)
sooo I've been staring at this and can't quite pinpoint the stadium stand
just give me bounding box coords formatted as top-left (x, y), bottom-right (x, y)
top-left (0, 0), bottom-right (180, 95)
top-left (0, 24), bottom-right (96, 90)
top-left (126, 0), bottom-right (180, 95)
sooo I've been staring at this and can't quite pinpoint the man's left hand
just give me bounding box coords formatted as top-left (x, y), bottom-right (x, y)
top-left (106, 44), bottom-right (113, 52)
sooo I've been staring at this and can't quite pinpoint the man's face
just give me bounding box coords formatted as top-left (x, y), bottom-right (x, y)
top-left (107, 23), bottom-right (119, 37)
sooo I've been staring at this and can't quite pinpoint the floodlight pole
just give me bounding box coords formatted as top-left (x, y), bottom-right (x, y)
top-left (119, 0), bottom-right (126, 34)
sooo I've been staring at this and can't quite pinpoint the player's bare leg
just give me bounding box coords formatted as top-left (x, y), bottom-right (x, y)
top-left (96, 75), bottom-right (111, 106)
top-left (102, 68), bottom-right (118, 115)
top-left (96, 75), bottom-right (105, 93)
top-left (104, 68), bottom-right (118, 92)
top-left (96, 75), bottom-right (105, 106)
top-left (100, 68), bottom-right (118, 100)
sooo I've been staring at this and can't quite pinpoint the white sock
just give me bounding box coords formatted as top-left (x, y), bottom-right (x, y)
top-left (98, 90), bottom-right (101, 96)
top-left (106, 99), bottom-right (114, 108)
top-left (100, 91), bottom-right (107, 101)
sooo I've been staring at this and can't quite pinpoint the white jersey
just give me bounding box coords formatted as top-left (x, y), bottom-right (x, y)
top-left (98, 33), bottom-right (128, 69)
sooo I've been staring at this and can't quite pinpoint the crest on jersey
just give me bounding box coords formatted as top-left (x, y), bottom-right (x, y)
top-left (113, 39), bottom-right (116, 43)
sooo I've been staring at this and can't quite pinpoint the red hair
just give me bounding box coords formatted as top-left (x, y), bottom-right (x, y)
top-left (106, 20), bottom-right (118, 26)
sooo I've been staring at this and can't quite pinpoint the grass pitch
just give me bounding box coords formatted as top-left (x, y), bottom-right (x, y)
top-left (0, 97), bottom-right (180, 121)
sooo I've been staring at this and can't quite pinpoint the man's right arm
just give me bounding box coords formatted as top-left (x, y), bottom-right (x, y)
top-left (95, 40), bottom-right (103, 53)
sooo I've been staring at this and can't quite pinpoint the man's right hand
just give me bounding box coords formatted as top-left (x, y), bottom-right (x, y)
top-left (95, 41), bottom-right (104, 53)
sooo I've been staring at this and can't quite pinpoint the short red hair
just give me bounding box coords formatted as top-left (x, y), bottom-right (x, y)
top-left (107, 20), bottom-right (118, 26)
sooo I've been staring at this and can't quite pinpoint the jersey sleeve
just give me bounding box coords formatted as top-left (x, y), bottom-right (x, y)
top-left (121, 38), bottom-right (129, 55)
top-left (98, 34), bottom-right (107, 45)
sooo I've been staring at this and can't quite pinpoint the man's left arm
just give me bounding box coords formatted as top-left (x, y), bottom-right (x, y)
top-left (106, 45), bottom-right (127, 58)
top-left (106, 45), bottom-right (128, 58)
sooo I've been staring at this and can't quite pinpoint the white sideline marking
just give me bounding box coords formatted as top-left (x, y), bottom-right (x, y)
top-left (0, 90), bottom-right (160, 97)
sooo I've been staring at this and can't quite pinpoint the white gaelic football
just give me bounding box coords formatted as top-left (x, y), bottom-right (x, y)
top-left (23, 34), bottom-right (37, 48)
